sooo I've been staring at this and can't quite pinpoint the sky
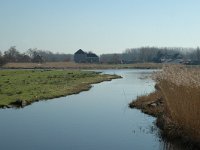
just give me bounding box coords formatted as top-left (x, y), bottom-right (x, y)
top-left (0, 0), bottom-right (200, 54)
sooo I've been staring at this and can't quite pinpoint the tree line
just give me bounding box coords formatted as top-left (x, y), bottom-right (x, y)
top-left (100, 47), bottom-right (200, 64)
top-left (0, 46), bottom-right (73, 66)
top-left (1, 46), bottom-right (200, 66)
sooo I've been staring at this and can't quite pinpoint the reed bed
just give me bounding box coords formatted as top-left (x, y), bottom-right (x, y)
top-left (2, 62), bottom-right (163, 69)
top-left (154, 65), bottom-right (200, 141)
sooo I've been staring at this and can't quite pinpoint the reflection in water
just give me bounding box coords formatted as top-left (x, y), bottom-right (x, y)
top-left (159, 138), bottom-right (194, 150)
top-left (0, 69), bottom-right (194, 150)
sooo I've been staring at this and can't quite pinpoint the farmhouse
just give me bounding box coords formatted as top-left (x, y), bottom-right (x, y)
top-left (74, 49), bottom-right (99, 63)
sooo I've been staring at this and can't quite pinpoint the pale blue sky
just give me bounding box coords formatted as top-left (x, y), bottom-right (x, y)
top-left (0, 0), bottom-right (200, 54)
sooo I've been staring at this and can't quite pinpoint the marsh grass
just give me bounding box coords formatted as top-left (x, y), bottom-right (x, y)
top-left (3, 62), bottom-right (163, 69)
top-left (154, 65), bottom-right (200, 141)
top-left (0, 69), bottom-right (119, 107)
top-left (129, 90), bottom-right (164, 117)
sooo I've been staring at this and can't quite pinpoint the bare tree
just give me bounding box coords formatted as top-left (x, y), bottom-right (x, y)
top-left (4, 46), bottom-right (21, 62)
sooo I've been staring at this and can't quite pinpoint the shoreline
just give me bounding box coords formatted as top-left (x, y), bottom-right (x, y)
top-left (129, 86), bottom-right (200, 149)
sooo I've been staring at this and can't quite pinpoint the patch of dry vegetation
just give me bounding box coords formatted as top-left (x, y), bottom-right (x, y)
top-left (2, 62), bottom-right (163, 69)
top-left (129, 90), bottom-right (164, 117)
top-left (130, 65), bottom-right (200, 147)
top-left (154, 65), bottom-right (200, 143)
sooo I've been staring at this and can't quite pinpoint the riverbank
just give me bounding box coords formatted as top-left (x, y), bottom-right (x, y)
top-left (129, 89), bottom-right (164, 117)
top-left (0, 69), bottom-right (121, 108)
top-left (2, 62), bottom-right (163, 69)
top-left (129, 66), bottom-right (200, 149)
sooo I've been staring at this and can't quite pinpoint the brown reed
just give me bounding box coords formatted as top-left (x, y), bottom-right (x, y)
top-left (154, 65), bottom-right (200, 141)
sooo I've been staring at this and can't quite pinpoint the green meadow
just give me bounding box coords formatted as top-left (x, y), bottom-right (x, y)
top-left (0, 69), bottom-right (119, 107)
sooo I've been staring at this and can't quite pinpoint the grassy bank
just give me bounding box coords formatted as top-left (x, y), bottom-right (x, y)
top-left (0, 69), bottom-right (120, 108)
top-left (2, 62), bottom-right (163, 69)
top-left (129, 65), bottom-right (200, 148)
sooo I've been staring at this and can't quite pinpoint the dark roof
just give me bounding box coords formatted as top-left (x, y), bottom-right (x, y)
top-left (75, 49), bottom-right (86, 54)
top-left (87, 53), bottom-right (98, 57)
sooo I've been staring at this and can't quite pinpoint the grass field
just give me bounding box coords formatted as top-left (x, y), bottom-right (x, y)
top-left (0, 69), bottom-right (120, 107)
top-left (2, 62), bottom-right (163, 69)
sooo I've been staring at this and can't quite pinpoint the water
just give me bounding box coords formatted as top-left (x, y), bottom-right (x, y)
top-left (0, 69), bottom-right (189, 150)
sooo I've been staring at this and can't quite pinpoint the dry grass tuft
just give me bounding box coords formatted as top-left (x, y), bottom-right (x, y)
top-left (129, 90), bottom-right (164, 117)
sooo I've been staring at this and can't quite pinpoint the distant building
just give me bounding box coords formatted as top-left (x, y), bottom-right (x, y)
top-left (86, 52), bottom-right (99, 63)
top-left (74, 49), bottom-right (87, 63)
top-left (74, 49), bottom-right (99, 63)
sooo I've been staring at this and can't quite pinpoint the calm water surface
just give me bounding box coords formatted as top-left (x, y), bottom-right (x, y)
top-left (0, 69), bottom-right (188, 150)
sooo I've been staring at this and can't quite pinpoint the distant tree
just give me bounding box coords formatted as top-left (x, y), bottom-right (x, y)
top-left (32, 54), bottom-right (44, 63)
top-left (0, 50), bottom-right (6, 66)
top-left (100, 53), bottom-right (122, 64)
top-left (196, 47), bottom-right (200, 61)
top-left (18, 54), bottom-right (31, 62)
top-left (27, 48), bottom-right (37, 58)
top-left (3, 46), bottom-right (32, 62)
top-left (4, 46), bottom-right (21, 62)
top-left (152, 51), bottom-right (162, 63)
top-left (112, 54), bottom-right (121, 64)
top-left (121, 47), bottom-right (190, 63)
top-left (26, 48), bottom-right (44, 63)
top-left (26, 48), bottom-right (73, 62)
top-left (63, 54), bottom-right (73, 62)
